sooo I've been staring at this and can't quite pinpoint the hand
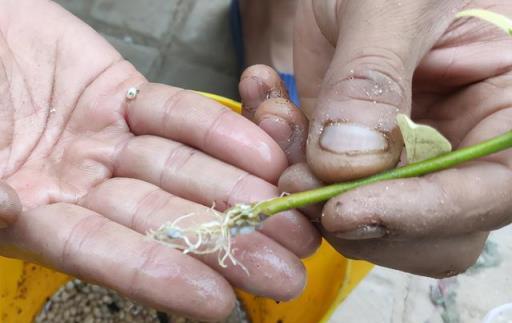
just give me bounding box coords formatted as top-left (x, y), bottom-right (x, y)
top-left (0, 0), bottom-right (320, 320)
top-left (239, 0), bottom-right (512, 278)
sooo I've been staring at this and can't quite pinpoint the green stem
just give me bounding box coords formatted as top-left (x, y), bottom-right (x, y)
top-left (253, 130), bottom-right (512, 217)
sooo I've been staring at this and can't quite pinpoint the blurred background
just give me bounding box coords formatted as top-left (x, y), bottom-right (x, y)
top-left (55, 0), bottom-right (240, 99)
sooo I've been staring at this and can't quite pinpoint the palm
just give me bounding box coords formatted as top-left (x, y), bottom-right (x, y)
top-left (0, 2), bottom-right (139, 208)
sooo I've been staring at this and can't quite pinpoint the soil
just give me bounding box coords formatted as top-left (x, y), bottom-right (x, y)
top-left (34, 279), bottom-right (250, 323)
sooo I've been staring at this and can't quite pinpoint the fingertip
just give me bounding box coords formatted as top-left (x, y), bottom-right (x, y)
top-left (321, 191), bottom-right (380, 236)
top-left (182, 271), bottom-right (237, 322)
top-left (240, 64), bottom-right (288, 120)
top-left (239, 65), bottom-right (304, 167)
top-left (308, 66), bottom-right (407, 182)
top-left (204, 110), bottom-right (288, 183)
top-left (270, 255), bottom-right (307, 301)
top-left (240, 65), bottom-right (285, 92)
top-left (278, 163), bottom-right (323, 193)
top-left (281, 267), bottom-right (307, 301)
top-left (257, 113), bottom-right (294, 147)
top-left (250, 134), bottom-right (289, 183)
top-left (259, 209), bottom-right (321, 258)
top-left (218, 233), bottom-right (307, 301)
top-left (306, 116), bottom-right (403, 182)
top-left (0, 182), bottom-right (21, 228)
top-left (254, 98), bottom-right (308, 163)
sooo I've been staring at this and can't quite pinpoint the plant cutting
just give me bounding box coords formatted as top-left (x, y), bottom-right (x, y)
top-left (149, 9), bottom-right (512, 272)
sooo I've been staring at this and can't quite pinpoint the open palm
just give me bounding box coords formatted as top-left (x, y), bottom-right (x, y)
top-left (0, 1), bottom-right (320, 320)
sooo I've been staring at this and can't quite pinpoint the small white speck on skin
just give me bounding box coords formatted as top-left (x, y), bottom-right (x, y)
top-left (126, 87), bottom-right (139, 100)
top-left (50, 108), bottom-right (56, 113)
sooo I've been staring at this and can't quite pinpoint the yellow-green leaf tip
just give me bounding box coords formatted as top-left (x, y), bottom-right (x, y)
top-left (457, 9), bottom-right (512, 36)
top-left (396, 114), bottom-right (452, 164)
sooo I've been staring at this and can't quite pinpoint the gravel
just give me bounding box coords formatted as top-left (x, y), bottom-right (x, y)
top-left (35, 279), bottom-right (250, 323)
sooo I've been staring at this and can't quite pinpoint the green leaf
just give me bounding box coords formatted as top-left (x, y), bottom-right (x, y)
top-left (457, 9), bottom-right (512, 36)
top-left (396, 114), bottom-right (452, 163)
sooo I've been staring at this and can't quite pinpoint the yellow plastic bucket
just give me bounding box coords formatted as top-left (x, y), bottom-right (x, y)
top-left (0, 93), bottom-right (373, 323)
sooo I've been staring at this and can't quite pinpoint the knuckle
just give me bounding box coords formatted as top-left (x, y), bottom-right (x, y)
top-left (124, 243), bottom-right (166, 301)
top-left (324, 47), bottom-right (409, 109)
top-left (160, 144), bottom-right (197, 188)
top-left (160, 89), bottom-right (191, 128)
top-left (94, 178), bottom-right (132, 192)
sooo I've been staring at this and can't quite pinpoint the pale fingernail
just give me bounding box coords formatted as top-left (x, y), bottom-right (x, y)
top-left (320, 123), bottom-right (388, 154)
top-left (259, 116), bottom-right (293, 147)
top-left (0, 219), bottom-right (8, 229)
top-left (335, 225), bottom-right (386, 240)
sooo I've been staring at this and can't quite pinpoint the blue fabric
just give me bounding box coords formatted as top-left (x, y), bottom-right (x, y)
top-left (229, 0), bottom-right (245, 69)
top-left (229, 0), bottom-right (301, 106)
top-left (278, 73), bottom-right (300, 106)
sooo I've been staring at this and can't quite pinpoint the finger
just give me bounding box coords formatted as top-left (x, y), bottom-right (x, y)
top-left (302, 0), bottom-right (467, 182)
top-left (80, 178), bottom-right (310, 300)
top-left (115, 135), bottom-right (320, 257)
top-left (240, 65), bottom-right (308, 163)
top-left (0, 181), bottom-right (21, 229)
top-left (415, 2), bottom-right (512, 89)
top-left (239, 65), bottom-right (288, 120)
top-left (250, 100), bottom-right (307, 165)
top-left (253, 98), bottom-right (308, 164)
top-left (323, 162), bottom-right (512, 239)
top-left (324, 230), bottom-right (487, 278)
top-left (125, 82), bottom-right (287, 183)
top-left (0, 203), bottom-right (235, 321)
top-left (322, 108), bottom-right (512, 239)
top-left (278, 163), bottom-right (324, 219)
top-left (279, 163), bottom-right (323, 193)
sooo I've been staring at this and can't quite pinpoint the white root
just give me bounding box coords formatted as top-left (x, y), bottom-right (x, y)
top-left (147, 204), bottom-right (263, 275)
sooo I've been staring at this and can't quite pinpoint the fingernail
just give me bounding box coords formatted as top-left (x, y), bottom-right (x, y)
top-left (259, 116), bottom-right (293, 146)
top-left (335, 225), bottom-right (386, 240)
top-left (0, 219), bottom-right (8, 229)
top-left (320, 123), bottom-right (388, 154)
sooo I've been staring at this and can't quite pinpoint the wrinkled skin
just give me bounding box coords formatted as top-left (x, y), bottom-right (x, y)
top-left (240, 0), bottom-right (512, 277)
top-left (0, 1), bottom-right (321, 321)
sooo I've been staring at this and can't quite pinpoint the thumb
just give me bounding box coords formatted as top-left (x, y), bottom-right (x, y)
top-left (0, 181), bottom-right (21, 229)
top-left (305, 0), bottom-right (466, 182)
